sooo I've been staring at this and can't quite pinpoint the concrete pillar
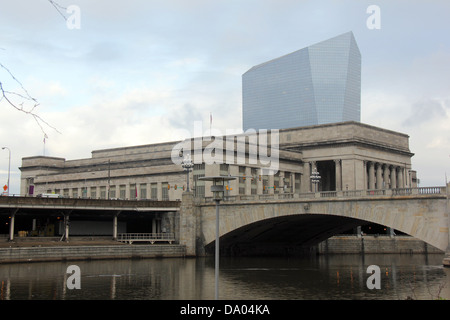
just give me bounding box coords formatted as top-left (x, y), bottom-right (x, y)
top-left (356, 226), bottom-right (362, 238)
top-left (245, 167), bottom-right (251, 195)
top-left (376, 163), bottom-right (383, 190)
top-left (179, 191), bottom-right (198, 256)
top-left (302, 162), bottom-right (311, 193)
top-left (391, 166), bottom-right (397, 189)
top-left (152, 218), bottom-right (157, 233)
top-left (157, 182), bottom-right (162, 200)
top-left (398, 168), bottom-right (405, 188)
top-left (335, 160), bottom-right (342, 191)
top-left (8, 209), bottom-right (18, 242)
top-left (279, 171), bottom-right (285, 193)
top-left (64, 213), bottom-right (70, 242)
top-left (368, 162), bottom-right (375, 190)
top-left (268, 173), bottom-right (274, 194)
top-left (384, 165), bottom-right (390, 189)
top-left (112, 211), bottom-right (121, 240)
top-left (257, 168), bottom-right (263, 194)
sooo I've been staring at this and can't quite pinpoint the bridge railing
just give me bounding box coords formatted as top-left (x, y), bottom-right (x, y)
top-left (197, 186), bottom-right (446, 203)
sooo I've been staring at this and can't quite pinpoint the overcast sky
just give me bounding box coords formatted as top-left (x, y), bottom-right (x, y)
top-left (1, 0), bottom-right (449, 194)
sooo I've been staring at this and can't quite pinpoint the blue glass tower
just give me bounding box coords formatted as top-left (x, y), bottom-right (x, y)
top-left (242, 32), bottom-right (361, 130)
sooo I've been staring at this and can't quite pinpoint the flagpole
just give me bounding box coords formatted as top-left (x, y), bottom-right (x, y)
top-left (210, 112), bottom-right (212, 136)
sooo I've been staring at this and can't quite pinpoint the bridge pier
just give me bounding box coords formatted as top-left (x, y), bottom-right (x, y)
top-left (63, 212), bottom-right (70, 242)
top-left (8, 209), bottom-right (18, 242)
top-left (179, 191), bottom-right (199, 256)
top-left (112, 211), bottom-right (121, 241)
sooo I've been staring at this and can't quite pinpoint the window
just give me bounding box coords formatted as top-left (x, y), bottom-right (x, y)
top-left (193, 164), bottom-right (205, 197)
top-left (162, 183), bottom-right (169, 201)
top-left (119, 185), bottom-right (126, 199)
top-left (130, 184), bottom-right (137, 200)
top-left (140, 183), bottom-right (147, 199)
top-left (100, 186), bottom-right (106, 199)
top-left (90, 187), bottom-right (97, 199)
top-left (110, 186), bottom-right (116, 199)
top-left (151, 183), bottom-right (157, 200)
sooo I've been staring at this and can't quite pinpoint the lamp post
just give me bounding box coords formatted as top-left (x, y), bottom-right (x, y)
top-left (310, 170), bottom-right (321, 193)
top-left (199, 175), bottom-right (237, 300)
top-left (2, 147), bottom-right (11, 196)
top-left (181, 154), bottom-right (194, 192)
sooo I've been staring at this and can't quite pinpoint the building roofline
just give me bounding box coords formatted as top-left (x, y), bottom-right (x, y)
top-left (278, 121), bottom-right (410, 138)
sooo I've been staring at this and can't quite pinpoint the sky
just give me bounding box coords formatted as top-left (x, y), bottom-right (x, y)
top-left (0, 0), bottom-right (449, 195)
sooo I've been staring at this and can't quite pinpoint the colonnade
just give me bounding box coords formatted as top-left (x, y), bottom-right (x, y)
top-left (302, 160), bottom-right (411, 193)
top-left (366, 161), bottom-right (408, 190)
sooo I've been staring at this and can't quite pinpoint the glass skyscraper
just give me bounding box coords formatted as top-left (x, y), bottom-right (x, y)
top-left (242, 32), bottom-right (361, 130)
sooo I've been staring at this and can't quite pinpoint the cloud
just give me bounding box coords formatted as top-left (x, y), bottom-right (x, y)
top-left (402, 98), bottom-right (449, 127)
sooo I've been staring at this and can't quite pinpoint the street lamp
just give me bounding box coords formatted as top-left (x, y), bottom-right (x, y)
top-left (199, 175), bottom-right (237, 300)
top-left (310, 170), bottom-right (321, 192)
top-left (181, 154), bottom-right (194, 192)
top-left (2, 147), bottom-right (11, 196)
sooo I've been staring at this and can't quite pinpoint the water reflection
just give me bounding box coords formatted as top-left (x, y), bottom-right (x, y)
top-left (0, 254), bottom-right (448, 300)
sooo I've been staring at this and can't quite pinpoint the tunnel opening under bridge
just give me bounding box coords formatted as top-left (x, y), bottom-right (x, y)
top-left (204, 214), bottom-right (406, 257)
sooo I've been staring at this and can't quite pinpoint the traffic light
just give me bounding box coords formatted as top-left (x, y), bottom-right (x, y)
top-left (273, 185), bottom-right (276, 191)
top-left (174, 184), bottom-right (177, 190)
top-left (167, 184), bottom-right (170, 190)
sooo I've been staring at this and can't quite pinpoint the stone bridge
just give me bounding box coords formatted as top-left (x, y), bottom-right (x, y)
top-left (180, 186), bottom-right (450, 265)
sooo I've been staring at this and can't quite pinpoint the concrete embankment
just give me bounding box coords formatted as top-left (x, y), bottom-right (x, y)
top-left (0, 237), bottom-right (186, 263)
top-left (317, 235), bottom-right (444, 255)
top-left (0, 235), bottom-right (443, 263)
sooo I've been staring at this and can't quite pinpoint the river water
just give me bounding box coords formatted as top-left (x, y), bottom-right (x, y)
top-left (0, 254), bottom-right (449, 300)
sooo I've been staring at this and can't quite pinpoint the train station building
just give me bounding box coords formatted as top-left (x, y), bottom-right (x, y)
top-left (19, 121), bottom-right (417, 202)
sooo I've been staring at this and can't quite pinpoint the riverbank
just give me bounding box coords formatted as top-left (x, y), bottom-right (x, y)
top-left (0, 236), bottom-right (186, 263)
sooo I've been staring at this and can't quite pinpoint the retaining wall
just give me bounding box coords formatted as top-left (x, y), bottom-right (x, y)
top-left (317, 235), bottom-right (444, 255)
top-left (0, 245), bottom-right (186, 264)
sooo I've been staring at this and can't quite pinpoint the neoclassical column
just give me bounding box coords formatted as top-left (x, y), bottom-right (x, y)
top-left (384, 165), bottom-right (390, 189)
top-left (390, 166), bottom-right (397, 189)
top-left (398, 168), bottom-right (405, 188)
top-left (376, 163), bottom-right (383, 190)
top-left (368, 162), bottom-right (375, 190)
top-left (334, 159), bottom-right (342, 191)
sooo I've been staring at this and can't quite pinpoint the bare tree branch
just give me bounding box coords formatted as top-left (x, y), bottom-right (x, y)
top-left (47, 0), bottom-right (68, 21)
top-left (0, 62), bottom-right (61, 135)
top-left (0, 1), bottom-right (70, 137)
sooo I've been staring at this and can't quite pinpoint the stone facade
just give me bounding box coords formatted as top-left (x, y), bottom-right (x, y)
top-left (19, 121), bottom-right (417, 200)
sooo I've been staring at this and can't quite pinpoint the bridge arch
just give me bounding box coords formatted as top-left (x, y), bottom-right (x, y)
top-left (199, 195), bottom-right (448, 255)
